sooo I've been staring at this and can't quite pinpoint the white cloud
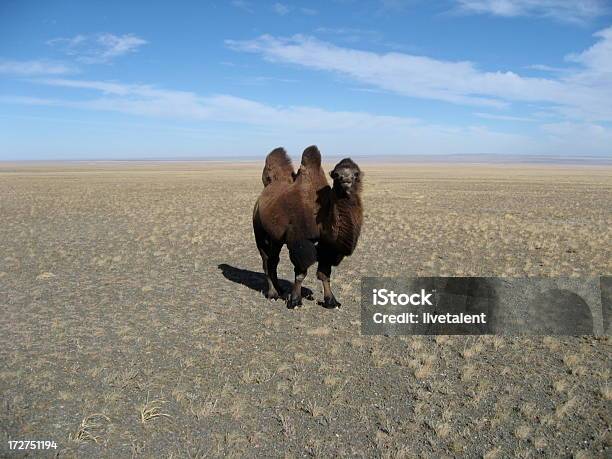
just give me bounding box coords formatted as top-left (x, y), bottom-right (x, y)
top-left (380, 0), bottom-right (417, 12)
top-left (97, 34), bottom-right (147, 59)
top-left (0, 59), bottom-right (73, 75)
top-left (475, 112), bottom-right (534, 121)
top-left (540, 121), bottom-right (612, 154)
top-left (47, 33), bottom-right (147, 63)
top-left (46, 35), bottom-right (87, 49)
top-left (455, 0), bottom-right (608, 23)
top-left (272, 3), bottom-right (290, 15)
top-left (0, 77), bottom-right (535, 155)
top-left (231, 0), bottom-right (253, 13)
top-left (35, 78), bottom-right (136, 95)
top-left (3, 77), bottom-right (611, 155)
top-left (270, 3), bottom-right (318, 16)
top-left (314, 27), bottom-right (384, 44)
top-left (566, 26), bottom-right (612, 74)
top-left (14, 78), bottom-right (422, 128)
top-left (232, 75), bottom-right (300, 85)
top-left (226, 34), bottom-right (508, 108)
top-left (527, 63), bottom-right (570, 73)
top-left (300, 8), bottom-right (318, 15)
top-left (225, 29), bottom-right (612, 121)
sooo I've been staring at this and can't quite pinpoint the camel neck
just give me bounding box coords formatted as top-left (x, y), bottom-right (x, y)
top-left (328, 185), bottom-right (362, 256)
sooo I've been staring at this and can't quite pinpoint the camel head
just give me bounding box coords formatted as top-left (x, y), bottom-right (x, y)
top-left (330, 158), bottom-right (362, 196)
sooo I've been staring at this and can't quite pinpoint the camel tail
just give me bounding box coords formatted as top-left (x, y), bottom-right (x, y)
top-left (287, 239), bottom-right (317, 273)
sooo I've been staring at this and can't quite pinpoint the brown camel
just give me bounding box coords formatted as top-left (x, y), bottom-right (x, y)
top-left (253, 146), bottom-right (363, 309)
top-left (253, 146), bottom-right (328, 308)
top-left (314, 157), bottom-right (364, 308)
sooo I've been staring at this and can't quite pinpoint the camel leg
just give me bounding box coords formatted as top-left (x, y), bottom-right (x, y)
top-left (266, 242), bottom-right (283, 298)
top-left (317, 262), bottom-right (341, 309)
top-left (288, 268), bottom-right (306, 309)
top-left (316, 244), bottom-right (344, 309)
top-left (258, 242), bottom-right (282, 300)
top-left (287, 239), bottom-right (317, 308)
top-left (258, 248), bottom-right (276, 299)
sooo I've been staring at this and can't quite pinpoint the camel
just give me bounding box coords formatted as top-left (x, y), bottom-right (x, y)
top-left (314, 157), bottom-right (363, 308)
top-left (253, 146), bottom-right (328, 308)
top-left (253, 146), bottom-right (363, 309)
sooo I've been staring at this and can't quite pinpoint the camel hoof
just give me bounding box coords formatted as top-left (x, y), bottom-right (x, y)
top-left (322, 296), bottom-right (341, 309)
top-left (265, 290), bottom-right (281, 300)
top-left (287, 296), bottom-right (302, 309)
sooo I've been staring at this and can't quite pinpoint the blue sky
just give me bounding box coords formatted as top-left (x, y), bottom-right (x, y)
top-left (1, 0), bottom-right (611, 159)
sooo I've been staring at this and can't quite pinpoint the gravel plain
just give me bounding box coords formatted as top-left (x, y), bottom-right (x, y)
top-left (0, 161), bottom-right (610, 457)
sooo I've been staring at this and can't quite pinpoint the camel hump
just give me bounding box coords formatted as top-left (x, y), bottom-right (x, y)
top-left (262, 147), bottom-right (294, 186)
top-left (301, 145), bottom-right (322, 168)
top-left (267, 147), bottom-right (290, 164)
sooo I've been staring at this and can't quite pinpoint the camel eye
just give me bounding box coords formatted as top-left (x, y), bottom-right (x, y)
top-left (353, 172), bottom-right (359, 179)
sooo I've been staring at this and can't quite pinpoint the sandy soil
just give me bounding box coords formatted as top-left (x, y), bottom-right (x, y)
top-left (0, 161), bottom-right (610, 458)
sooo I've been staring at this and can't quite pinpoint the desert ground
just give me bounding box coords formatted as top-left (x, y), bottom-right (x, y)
top-left (0, 160), bottom-right (610, 458)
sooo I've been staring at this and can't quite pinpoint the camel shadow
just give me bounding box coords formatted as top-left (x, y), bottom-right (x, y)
top-left (217, 264), bottom-right (314, 300)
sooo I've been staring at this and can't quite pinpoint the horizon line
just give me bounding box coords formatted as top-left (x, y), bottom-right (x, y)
top-left (2, 152), bottom-right (612, 166)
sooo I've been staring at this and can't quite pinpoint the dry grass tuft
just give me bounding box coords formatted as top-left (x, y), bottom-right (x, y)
top-left (69, 413), bottom-right (110, 443)
top-left (543, 336), bottom-right (560, 351)
top-left (554, 379), bottom-right (569, 393)
top-left (302, 400), bottom-right (326, 418)
top-left (229, 398), bottom-right (247, 420)
top-left (461, 364), bottom-right (476, 381)
top-left (483, 447), bottom-right (502, 459)
top-left (306, 326), bottom-right (332, 336)
top-left (371, 348), bottom-right (392, 368)
top-left (461, 341), bottom-right (484, 359)
top-left (600, 383), bottom-right (612, 400)
top-left (241, 368), bottom-right (255, 384)
top-left (519, 402), bottom-right (537, 420)
top-left (277, 413), bottom-right (294, 438)
top-left (324, 375), bottom-right (341, 386)
top-left (514, 424), bottom-right (531, 440)
top-left (330, 377), bottom-right (350, 406)
top-left (189, 397), bottom-right (218, 420)
top-left (534, 436), bottom-right (547, 449)
top-left (555, 396), bottom-right (578, 419)
top-left (414, 362), bottom-right (434, 379)
top-left (139, 396), bottom-right (172, 424)
top-left (434, 421), bottom-right (451, 439)
top-left (490, 336), bottom-right (505, 350)
top-left (434, 335), bottom-right (451, 346)
top-left (563, 353), bottom-right (580, 369)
